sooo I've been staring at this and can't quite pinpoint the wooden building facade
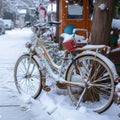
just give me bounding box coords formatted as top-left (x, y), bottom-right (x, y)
top-left (56, 0), bottom-right (93, 37)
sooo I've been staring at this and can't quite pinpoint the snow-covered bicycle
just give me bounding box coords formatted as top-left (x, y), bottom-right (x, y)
top-left (14, 21), bottom-right (118, 113)
top-left (31, 21), bottom-right (63, 65)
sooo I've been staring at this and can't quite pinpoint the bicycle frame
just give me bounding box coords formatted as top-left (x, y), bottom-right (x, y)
top-left (26, 31), bottom-right (119, 89)
top-left (31, 37), bottom-right (85, 87)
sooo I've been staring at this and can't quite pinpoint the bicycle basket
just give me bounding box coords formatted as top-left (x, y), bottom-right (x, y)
top-left (61, 33), bottom-right (87, 52)
top-left (63, 39), bottom-right (76, 52)
top-left (60, 33), bottom-right (76, 52)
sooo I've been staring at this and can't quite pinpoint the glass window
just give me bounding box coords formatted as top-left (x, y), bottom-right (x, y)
top-left (67, 0), bottom-right (83, 19)
top-left (114, 0), bottom-right (120, 19)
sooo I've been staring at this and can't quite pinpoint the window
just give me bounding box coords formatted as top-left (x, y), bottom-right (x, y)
top-left (66, 0), bottom-right (83, 19)
top-left (114, 0), bottom-right (120, 19)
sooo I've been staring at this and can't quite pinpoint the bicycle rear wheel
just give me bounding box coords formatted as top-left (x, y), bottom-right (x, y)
top-left (14, 54), bottom-right (43, 98)
top-left (66, 54), bottom-right (115, 113)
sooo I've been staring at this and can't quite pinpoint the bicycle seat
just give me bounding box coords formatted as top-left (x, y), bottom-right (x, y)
top-left (48, 21), bottom-right (61, 25)
top-left (33, 23), bottom-right (46, 28)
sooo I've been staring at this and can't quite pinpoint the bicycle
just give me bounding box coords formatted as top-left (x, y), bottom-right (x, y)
top-left (31, 21), bottom-right (63, 65)
top-left (14, 21), bottom-right (118, 113)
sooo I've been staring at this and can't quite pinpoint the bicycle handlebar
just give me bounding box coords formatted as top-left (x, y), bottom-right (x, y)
top-left (33, 20), bottom-right (61, 28)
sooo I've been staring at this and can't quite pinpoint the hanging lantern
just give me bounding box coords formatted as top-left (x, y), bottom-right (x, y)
top-left (49, 0), bottom-right (55, 3)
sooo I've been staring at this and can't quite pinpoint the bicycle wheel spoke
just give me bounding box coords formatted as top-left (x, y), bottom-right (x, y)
top-left (76, 88), bottom-right (87, 109)
top-left (14, 55), bottom-right (43, 98)
top-left (22, 58), bottom-right (29, 71)
top-left (18, 61), bottom-right (27, 73)
top-left (90, 62), bottom-right (102, 80)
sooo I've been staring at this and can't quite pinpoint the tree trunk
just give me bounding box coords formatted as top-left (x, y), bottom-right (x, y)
top-left (85, 0), bottom-right (115, 102)
top-left (89, 0), bottom-right (115, 45)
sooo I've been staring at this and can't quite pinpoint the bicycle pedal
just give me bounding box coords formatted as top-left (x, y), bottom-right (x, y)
top-left (43, 86), bottom-right (51, 92)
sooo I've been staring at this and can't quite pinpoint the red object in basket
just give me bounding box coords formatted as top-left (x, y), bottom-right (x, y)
top-left (63, 39), bottom-right (76, 52)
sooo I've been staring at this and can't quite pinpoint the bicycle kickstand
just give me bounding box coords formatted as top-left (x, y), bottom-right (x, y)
top-left (76, 88), bottom-right (87, 110)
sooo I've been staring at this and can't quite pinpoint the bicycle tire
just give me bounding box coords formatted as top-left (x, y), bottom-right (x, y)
top-left (14, 54), bottom-right (43, 98)
top-left (65, 54), bottom-right (115, 113)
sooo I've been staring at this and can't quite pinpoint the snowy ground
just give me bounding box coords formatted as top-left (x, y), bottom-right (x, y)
top-left (0, 28), bottom-right (119, 120)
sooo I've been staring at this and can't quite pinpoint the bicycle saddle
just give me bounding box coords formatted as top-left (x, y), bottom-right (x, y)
top-left (48, 21), bottom-right (61, 25)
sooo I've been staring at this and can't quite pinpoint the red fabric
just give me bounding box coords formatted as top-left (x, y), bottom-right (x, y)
top-left (40, 6), bottom-right (46, 17)
top-left (63, 40), bottom-right (76, 52)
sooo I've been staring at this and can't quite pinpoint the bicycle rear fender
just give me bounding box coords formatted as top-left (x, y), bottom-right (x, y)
top-left (65, 50), bottom-right (118, 81)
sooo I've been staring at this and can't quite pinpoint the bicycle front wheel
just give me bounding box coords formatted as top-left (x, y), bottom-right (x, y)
top-left (66, 54), bottom-right (115, 113)
top-left (14, 54), bottom-right (43, 98)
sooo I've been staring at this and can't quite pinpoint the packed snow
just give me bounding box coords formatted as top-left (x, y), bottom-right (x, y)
top-left (0, 28), bottom-right (119, 120)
